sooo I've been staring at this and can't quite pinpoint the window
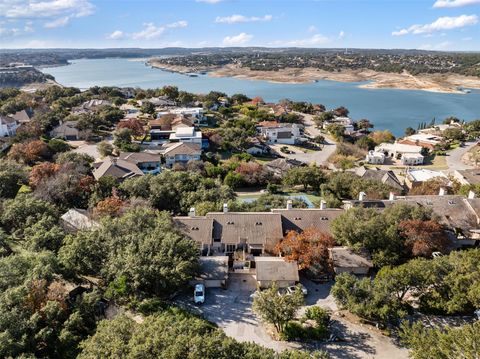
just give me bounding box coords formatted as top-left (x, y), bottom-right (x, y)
top-left (226, 244), bottom-right (236, 253)
top-left (213, 237), bottom-right (221, 243)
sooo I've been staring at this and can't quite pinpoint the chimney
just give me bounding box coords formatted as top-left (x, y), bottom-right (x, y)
top-left (188, 207), bottom-right (196, 217)
top-left (319, 200), bottom-right (327, 210)
top-left (439, 187), bottom-right (447, 196)
top-left (359, 192), bottom-right (366, 201)
top-left (286, 200), bottom-right (293, 210)
top-left (468, 190), bottom-right (476, 199)
top-left (223, 203), bottom-right (228, 213)
top-left (389, 192), bottom-right (396, 201)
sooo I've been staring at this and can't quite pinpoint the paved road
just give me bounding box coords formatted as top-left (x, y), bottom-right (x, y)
top-left (177, 275), bottom-right (408, 358)
top-left (445, 141), bottom-right (477, 171)
top-left (274, 113), bottom-right (337, 167)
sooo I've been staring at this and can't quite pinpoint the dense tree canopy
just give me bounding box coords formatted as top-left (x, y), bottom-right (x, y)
top-left (59, 207), bottom-right (199, 299)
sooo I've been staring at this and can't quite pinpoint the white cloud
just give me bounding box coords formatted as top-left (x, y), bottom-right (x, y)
top-left (0, 26), bottom-right (21, 36)
top-left (392, 14), bottom-right (478, 35)
top-left (215, 14), bottom-right (272, 24)
top-left (0, 0), bottom-right (95, 19)
top-left (433, 0), bottom-right (480, 8)
top-left (165, 20), bottom-right (188, 28)
top-left (338, 30), bottom-right (345, 40)
top-left (106, 30), bottom-right (125, 40)
top-left (132, 23), bottom-right (165, 40)
top-left (44, 15), bottom-right (70, 28)
top-left (110, 20), bottom-right (188, 41)
top-left (196, 0), bottom-right (224, 3)
top-left (222, 32), bottom-right (253, 45)
top-left (308, 25), bottom-right (318, 33)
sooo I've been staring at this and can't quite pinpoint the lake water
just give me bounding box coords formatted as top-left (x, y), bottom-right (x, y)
top-left (42, 58), bottom-right (480, 136)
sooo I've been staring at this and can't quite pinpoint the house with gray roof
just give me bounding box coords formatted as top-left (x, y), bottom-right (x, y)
top-left (118, 152), bottom-right (161, 174)
top-left (355, 166), bottom-right (404, 192)
top-left (92, 157), bottom-right (144, 181)
top-left (329, 247), bottom-right (373, 275)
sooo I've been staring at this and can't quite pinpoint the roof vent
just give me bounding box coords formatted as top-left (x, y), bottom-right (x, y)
top-left (294, 217), bottom-right (302, 220)
top-left (191, 226), bottom-right (199, 230)
top-left (227, 221), bottom-right (234, 225)
top-left (255, 222), bottom-right (263, 225)
top-left (448, 200), bottom-right (456, 205)
top-left (321, 217), bottom-right (329, 220)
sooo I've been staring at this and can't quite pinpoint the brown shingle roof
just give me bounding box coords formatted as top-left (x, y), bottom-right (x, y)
top-left (92, 157), bottom-right (144, 181)
top-left (206, 212), bottom-right (283, 247)
top-left (119, 152), bottom-right (161, 164)
top-left (271, 209), bottom-right (343, 236)
top-left (173, 217), bottom-right (214, 246)
top-left (163, 142), bottom-right (201, 157)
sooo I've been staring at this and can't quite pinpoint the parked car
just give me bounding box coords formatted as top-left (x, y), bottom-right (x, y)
top-left (194, 284), bottom-right (205, 304)
top-left (286, 284), bottom-right (308, 296)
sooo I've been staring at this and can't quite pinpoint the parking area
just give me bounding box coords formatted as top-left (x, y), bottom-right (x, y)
top-left (176, 275), bottom-right (409, 358)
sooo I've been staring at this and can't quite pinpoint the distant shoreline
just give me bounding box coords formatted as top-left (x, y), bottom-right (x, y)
top-left (147, 59), bottom-right (480, 94)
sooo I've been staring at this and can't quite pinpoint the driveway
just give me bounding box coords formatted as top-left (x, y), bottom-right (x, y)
top-left (177, 275), bottom-right (408, 358)
top-left (269, 113), bottom-right (337, 167)
top-left (446, 141), bottom-right (477, 171)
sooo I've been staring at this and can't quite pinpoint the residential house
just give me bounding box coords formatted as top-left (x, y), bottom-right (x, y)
top-left (92, 156), bottom-right (144, 181)
top-left (0, 115), bottom-right (19, 137)
top-left (174, 214), bottom-right (214, 255)
top-left (10, 109), bottom-right (33, 124)
top-left (323, 116), bottom-right (355, 134)
top-left (169, 126), bottom-right (203, 144)
top-left (206, 210), bottom-right (284, 255)
top-left (258, 121), bottom-right (304, 145)
top-left (374, 142), bottom-right (424, 165)
top-left (329, 247), bottom-right (373, 275)
top-left (264, 158), bottom-right (305, 178)
top-left (355, 166), bottom-right (404, 192)
top-left (271, 207), bottom-right (343, 237)
top-left (244, 138), bottom-right (271, 156)
top-left (149, 114), bottom-right (194, 142)
top-left (255, 257), bottom-right (299, 289)
top-left (50, 121), bottom-right (84, 141)
top-left (139, 96), bottom-right (176, 107)
top-left (398, 133), bottom-right (443, 150)
top-left (60, 209), bottom-right (99, 233)
top-left (344, 192), bottom-right (480, 247)
top-left (72, 99), bottom-right (112, 115)
top-left (405, 168), bottom-right (449, 189)
top-left (162, 142), bottom-right (202, 168)
top-left (365, 150), bottom-right (386, 164)
top-left (158, 107), bottom-right (205, 124)
top-left (118, 152), bottom-right (161, 174)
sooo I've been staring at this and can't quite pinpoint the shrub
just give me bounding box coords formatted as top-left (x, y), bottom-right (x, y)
top-left (305, 306), bottom-right (331, 327)
top-left (281, 321), bottom-right (306, 341)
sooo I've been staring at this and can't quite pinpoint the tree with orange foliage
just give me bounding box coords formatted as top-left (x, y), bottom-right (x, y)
top-left (94, 196), bottom-right (126, 218)
top-left (251, 96), bottom-right (264, 106)
top-left (29, 162), bottom-right (60, 188)
top-left (274, 228), bottom-right (335, 275)
top-left (8, 140), bottom-right (51, 165)
top-left (399, 219), bottom-right (449, 257)
top-left (117, 119), bottom-right (145, 137)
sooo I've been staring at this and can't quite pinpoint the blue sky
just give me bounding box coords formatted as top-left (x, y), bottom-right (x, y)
top-left (0, 0), bottom-right (479, 50)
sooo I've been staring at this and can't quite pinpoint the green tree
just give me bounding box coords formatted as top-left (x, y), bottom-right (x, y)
top-left (0, 160), bottom-right (28, 199)
top-left (283, 166), bottom-right (327, 192)
top-left (399, 321), bottom-right (480, 359)
top-left (59, 208), bottom-right (199, 298)
top-left (405, 127), bottom-right (416, 136)
top-left (325, 123), bottom-right (345, 141)
top-left (97, 141), bottom-right (114, 157)
top-left (253, 282), bottom-right (304, 333)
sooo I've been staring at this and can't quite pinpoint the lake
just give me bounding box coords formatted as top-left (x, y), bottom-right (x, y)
top-left (41, 58), bottom-right (480, 136)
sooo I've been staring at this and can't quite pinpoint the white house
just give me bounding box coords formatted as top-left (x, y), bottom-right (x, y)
top-left (365, 150), bottom-right (385, 164)
top-left (323, 116), bottom-right (355, 134)
top-left (375, 142), bottom-right (424, 165)
top-left (258, 122), bottom-right (304, 145)
top-left (0, 115), bottom-right (19, 137)
top-left (169, 127), bottom-right (203, 144)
